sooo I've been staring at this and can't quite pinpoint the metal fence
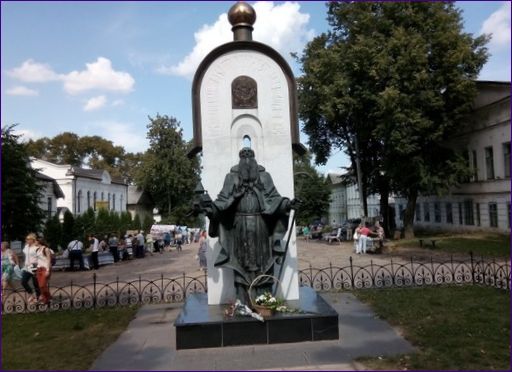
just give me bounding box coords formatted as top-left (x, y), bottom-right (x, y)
top-left (2, 253), bottom-right (510, 314)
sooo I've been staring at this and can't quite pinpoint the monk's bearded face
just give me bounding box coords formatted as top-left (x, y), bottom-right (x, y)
top-left (239, 152), bottom-right (258, 183)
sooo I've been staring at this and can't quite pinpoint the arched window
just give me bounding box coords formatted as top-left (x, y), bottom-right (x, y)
top-left (93, 192), bottom-right (97, 211)
top-left (113, 194), bottom-right (116, 211)
top-left (108, 193), bottom-right (111, 210)
top-left (242, 135), bottom-right (252, 148)
top-left (101, 192), bottom-right (104, 201)
top-left (77, 190), bottom-right (82, 214)
top-left (120, 194), bottom-right (123, 211)
top-left (87, 191), bottom-right (91, 210)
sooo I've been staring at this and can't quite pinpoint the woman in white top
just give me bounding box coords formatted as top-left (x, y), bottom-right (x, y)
top-left (35, 237), bottom-right (52, 304)
top-left (21, 233), bottom-right (41, 304)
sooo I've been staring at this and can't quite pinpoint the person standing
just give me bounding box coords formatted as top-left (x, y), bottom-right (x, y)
top-left (358, 223), bottom-right (372, 254)
top-left (145, 232), bottom-right (154, 256)
top-left (67, 238), bottom-right (84, 270)
top-left (89, 234), bottom-right (100, 270)
top-left (21, 233), bottom-right (40, 304)
top-left (2, 241), bottom-right (19, 298)
top-left (108, 234), bottom-right (119, 262)
top-left (136, 231), bottom-right (145, 258)
top-left (175, 228), bottom-right (183, 252)
top-left (197, 231), bottom-right (208, 271)
top-left (35, 237), bottom-right (52, 304)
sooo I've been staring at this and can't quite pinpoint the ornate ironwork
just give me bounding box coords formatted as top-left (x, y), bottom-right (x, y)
top-left (2, 253), bottom-right (509, 314)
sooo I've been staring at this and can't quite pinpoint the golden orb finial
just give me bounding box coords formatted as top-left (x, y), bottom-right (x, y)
top-left (228, 2), bottom-right (256, 41)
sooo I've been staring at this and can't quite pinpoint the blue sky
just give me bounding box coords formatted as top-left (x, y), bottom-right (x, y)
top-left (1, 1), bottom-right (510, 174)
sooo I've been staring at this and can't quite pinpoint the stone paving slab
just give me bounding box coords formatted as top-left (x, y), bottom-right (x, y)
top-left (90, 292), bottom-right (414, 371)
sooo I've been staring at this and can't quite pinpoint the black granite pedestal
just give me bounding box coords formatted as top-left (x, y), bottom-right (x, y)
top-left (174, 286), bottom-right (339, 349)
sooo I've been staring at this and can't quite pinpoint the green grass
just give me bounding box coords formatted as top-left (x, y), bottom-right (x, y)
top-left (2, 306), bottom-right (139, 370)
top-left (394, 233), bottom-right (510, 257)
top-left (354, 286), bottom-right (510, 370)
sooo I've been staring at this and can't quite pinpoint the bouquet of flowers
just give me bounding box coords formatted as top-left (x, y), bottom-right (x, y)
top-left (254, 292), bottom-right (282, 310)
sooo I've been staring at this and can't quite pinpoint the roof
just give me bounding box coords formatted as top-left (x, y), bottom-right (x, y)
top-left (127, 185), bottom-right (154, 206)
top-left (326, 173), bottom-right (344, 185)
top-left (66, 167), bottom-right (127, 185)
top-left (35, 172), bottom-right (65, 198)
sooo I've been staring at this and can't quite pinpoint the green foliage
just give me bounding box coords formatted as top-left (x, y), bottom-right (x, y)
top-left (43, 214), bottom-right (62, 251)
top-left (95, 208), bottom-right (113, 238)
top-left (1, 125), bottom-right (45, 240)
top-left (61, 210), bottom-right (75, 248)
top-left (119, 212), bottom-right (132, 236)
top-left (142, 215), bottom-right (153, 233)
top-left (131, 214), bottom-right (142, 230)
top-left (25, 132), bottom-right (143, 183)
top-left (355, 286), bottom-right (510, 370)
top-left (293, 153), bottom-right (331, 225)
top-left (135, 114), bottom-right (200, 219)
top-left (297, 2), bottom-right (489, 235)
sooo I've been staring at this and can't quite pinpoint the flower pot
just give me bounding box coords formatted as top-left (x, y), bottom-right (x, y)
top-left (253, 304), bottom-right (274, 317)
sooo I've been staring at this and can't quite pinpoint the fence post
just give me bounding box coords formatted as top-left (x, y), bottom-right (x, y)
top-left (349, 256), bottom-right (354, 289)
top-left (93, 273), bottom-right (97, 309)
top-left (138, 275), bottom-right (142, 304)
top-left (470, 251), bottom-right (475, 285)
top-left (329, 262), bottom-right (333, 288)
top-left (450, 255), bottom-right (455, 283)
top-left (161, 273), bottom-right (164, 302)
top-left (182, 272), bottom-right (186, 299)
top-left (410, 257), bottom-right (415, 286)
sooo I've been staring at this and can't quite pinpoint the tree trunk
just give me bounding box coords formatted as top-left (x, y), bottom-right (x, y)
top-left (403, 189), bottom-right (417, 239)
top-left (378, 181), bottom-right (390, 237)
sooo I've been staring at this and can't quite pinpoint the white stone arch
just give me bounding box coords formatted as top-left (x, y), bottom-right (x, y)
top-left (230, 114), bottom-right (263, 163)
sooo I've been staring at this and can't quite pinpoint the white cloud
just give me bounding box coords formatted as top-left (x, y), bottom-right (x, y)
top-left (160, 1), bottom-right (314, 78)
top-left (12, 128), bottom-right (43, 142)
top-left (6, 59), bottom-right (60, 83)
top-left (6, 85), bottom-right (39, 96)
top-left (91, 121), bottom-right (148, 153)
top-left (83, 95), bottom-right (107, 111)
top-left (111, 99), bottom-right (125, 107)
top-left (480, 2), bottom-right (511, 48)
top-left (63, 57), bottom-right (135, 95)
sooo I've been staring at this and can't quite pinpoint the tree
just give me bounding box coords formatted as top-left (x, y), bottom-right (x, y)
top-left (297, 2), bottom-right (488, 238)
top-left (43, 214), bottom-right (62, 251)
top-left (61, 210), bottom-right (75, 248)
top-left (131, 214), bottom-right (142, 230)
top-left (293, 153), bottom-right (331, 226)
top-left (142, 215), bottom-right (154, 233)
top-left (1, 125), bottom-right (45, 240)
top-left (136, 114), bottom-right (200, 220)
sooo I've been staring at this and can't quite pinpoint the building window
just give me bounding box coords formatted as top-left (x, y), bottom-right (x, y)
top-left (47, 197), bottom-right (52, 219)
top-left (423, 203), bottom-right (430, 222)
top-left (434, 202), bottom-right (441, 223)
top-left (120, 194), bottom-right (123, 211)
top-left (458, 202), bottom-right (463, 225)
top-left (485, 146), bottom-right (494, 180)
top-left (87, 191), bottom-right (91, 210)
top-left (93, 192), bottom-right (97, 211)
top-left (415, 203), bottom-right (421, 221)
top-left (446, 202), bottom-right (453, 224)
top-left (108, 193), bottom-right (111, 209)
top-left (476, 203), bottom-right (481, 226)
top-left (113, 194), bottom-right (116, 211)
top-left (472, 150), bottom-right (478, 181)
top-left (398, 204), bottom-right (404, 221)
top-left (101, 192), bottom-right (104, 201)
top-left (488, 203), bottom-right (498, 228)
top-left (463, 199), bottom-right (474, 225)
top-left (77, 190), bottom-right (82, 214)
top-left (503, 142), bottom-right (510, 178)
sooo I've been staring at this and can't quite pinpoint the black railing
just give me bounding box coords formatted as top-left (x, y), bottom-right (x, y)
top-left (2, 253), bottom-right (509, 314)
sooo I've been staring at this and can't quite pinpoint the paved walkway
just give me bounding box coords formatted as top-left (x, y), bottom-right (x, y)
top-left (90, 292), bottom-right (414, 371)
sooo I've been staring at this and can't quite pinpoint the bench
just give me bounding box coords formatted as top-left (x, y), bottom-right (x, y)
top-left (419, 239), bottom-right (437, 249)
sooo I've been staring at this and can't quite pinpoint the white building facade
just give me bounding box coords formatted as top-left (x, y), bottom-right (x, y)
top-left (394, 81), bottom-right (511, 233)
top-left (35, 172), bottom-right (64, 220)
top-left (31, 159), bottom-right (128, 215)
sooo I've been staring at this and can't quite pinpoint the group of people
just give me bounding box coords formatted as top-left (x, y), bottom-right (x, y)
top-left (1, 233), bottom-right (53, 305)
top-left (353, 221), bottom-right (385, 254)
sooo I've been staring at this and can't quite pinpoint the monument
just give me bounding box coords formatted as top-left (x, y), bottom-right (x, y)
top-left (175, 1), bottom-right (339, 349)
